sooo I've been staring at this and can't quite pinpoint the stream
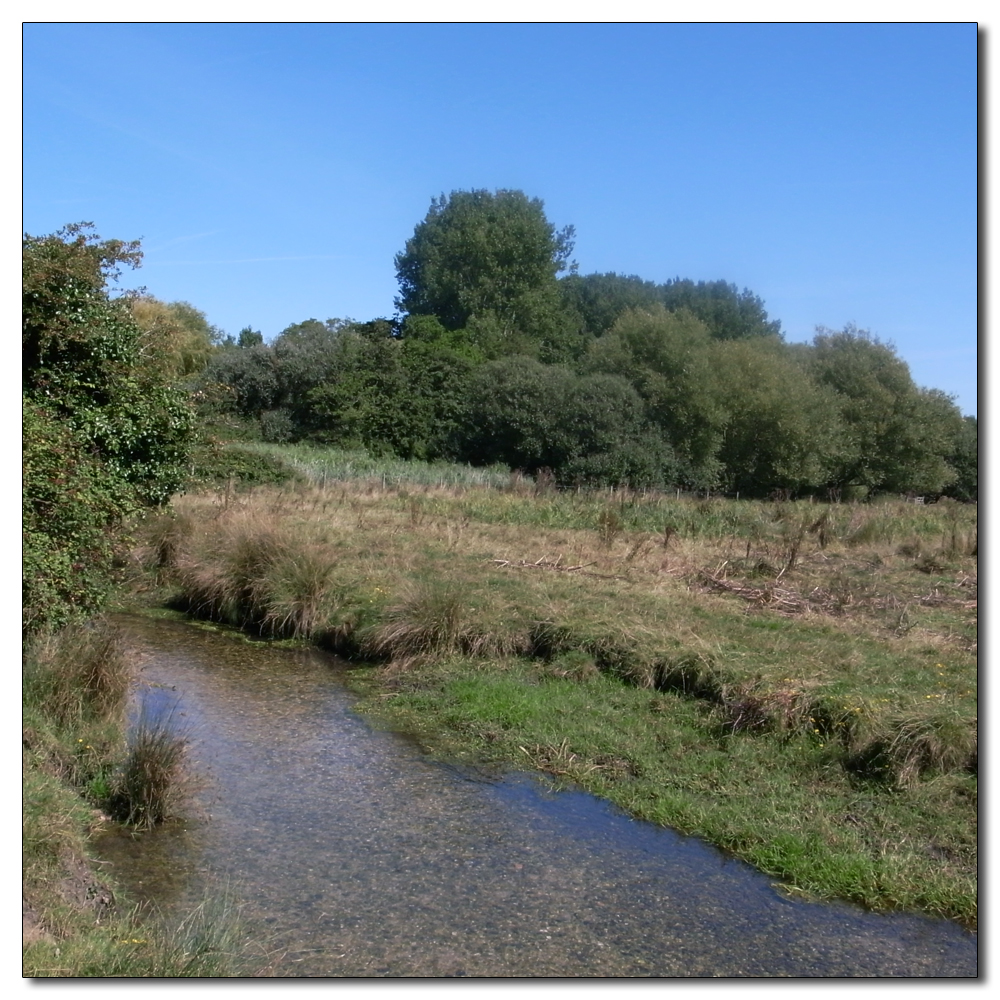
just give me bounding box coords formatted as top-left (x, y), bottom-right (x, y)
top-left (94, 614), bottom-right (977, 977)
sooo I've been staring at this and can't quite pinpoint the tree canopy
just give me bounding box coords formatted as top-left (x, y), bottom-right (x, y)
top-left (395, 189), bottom-right (577, 357)
top-left (167, 188), bottom-right (974, 503)
top-left (809, 326), bottom-right (963, 495)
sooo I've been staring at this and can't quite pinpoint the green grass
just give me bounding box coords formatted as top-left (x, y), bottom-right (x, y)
top-left (347, 656), bottom-right (976, 925)
top-left (23, 890), bottom-right (261, 978)
top-left (242, 440), bottom-right (514, 489)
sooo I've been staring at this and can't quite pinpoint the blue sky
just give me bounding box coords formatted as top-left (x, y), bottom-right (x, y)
top-left (23, 22), bottom-right (978, 415)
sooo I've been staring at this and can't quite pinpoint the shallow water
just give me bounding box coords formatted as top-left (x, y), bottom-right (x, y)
top-left (96, 615), bottom-right (977, 977)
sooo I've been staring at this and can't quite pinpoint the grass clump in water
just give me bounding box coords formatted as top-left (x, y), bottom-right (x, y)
top-left (106, 713), bottom-right (187, 830)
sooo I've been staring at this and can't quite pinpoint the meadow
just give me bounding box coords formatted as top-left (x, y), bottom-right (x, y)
top-left (128, 444), bottom-right (978, 927)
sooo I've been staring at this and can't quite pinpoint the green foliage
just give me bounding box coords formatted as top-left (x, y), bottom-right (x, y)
top-left (259, 408), bottom-right (295, 443)
top-left (585, 306), bottom-right (726, 487)
top-left (305, 335), bottom-right (420, 456)
top-left (22, 402), bottom-right (134, 633)
top-left (200, 343), bottom-right (279, 418)
top-left (394, 189), bottom-right (578, 358)
top-left (186, 197), bottom-right (973, 501)
top-left (186, 441), bottom-right (297, 489)
top-left (129, 297), bottom-right (219, 377)
top-left (452, 356), bottom-right (574, 471)
top-left (711, 338), bottom-right (842, 496)
top-left (449, 357), bottom-right (676, 487)
top-left (658, 278), bottom-right (782, 340)
top-left (559, 272), bottom-right (662, 339)
top-left (558, 272), bottom-right (781, 343)
top-left (22, 223), bottom-right (194, 633)
top-left (809, 326), bottom-right (963, 494)
top-left (237, 325), bottom-right (263, 348)
top-left (23, 224), bottom-right (194, 508)
top-left (294, 331), bottom-right (474, 460)
top-left (942, 415), bottom-right (977, 502)
top-left (244, 441), bottom-right (513, 490)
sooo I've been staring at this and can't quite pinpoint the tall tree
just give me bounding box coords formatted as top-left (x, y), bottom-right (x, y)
top-left (711, 338), bottom-right (842, 496)
top-left (129, 296), bottom-right (220, 377)
top-left (559, 272), bottom-right (663, 339)
top-left (942, 415), bottom-right (977, 502)
top-left (584, 306), bottom-right (726, 487)
top-left (658, 279), bottom-right (782, 341)
top-left (394, 189), bottom-right (576, 357)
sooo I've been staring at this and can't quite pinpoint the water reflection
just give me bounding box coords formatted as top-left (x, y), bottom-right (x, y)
top-left (96, 615), bottom-right (977, 977)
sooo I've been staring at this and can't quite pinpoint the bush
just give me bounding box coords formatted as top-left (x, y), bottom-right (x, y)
top-left (23, 224), bottom-right (194, 634)
top-left (22, 402), bottom-right (135, 633)
top-left (186, 441), bottom-right (296, 489)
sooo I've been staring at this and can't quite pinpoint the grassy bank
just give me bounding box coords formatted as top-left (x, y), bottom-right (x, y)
top-left (130, 465), bottom-right (977, 927)
top-left (22, 622), bottom-right (258, 977)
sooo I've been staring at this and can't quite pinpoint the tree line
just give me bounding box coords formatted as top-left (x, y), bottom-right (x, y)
top-left (199, 188), bottom-right (976, 501)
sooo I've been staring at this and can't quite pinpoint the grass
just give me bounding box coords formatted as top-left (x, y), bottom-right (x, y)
top-left (23, 622), bottom-right (255, 976)
top-left (23, 890), bottom-right (263, 978)
top-left (129, 471), bottom-right (977, 927)
top-left (105, 713), bottom-right (187, 830)
top-left (241, 440), bottom-right (514, 490)
top-left (347, 657), bottom-right (976, 923)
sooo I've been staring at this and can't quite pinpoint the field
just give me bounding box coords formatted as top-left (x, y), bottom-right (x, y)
top-left (130, 445), bottom-right (978, 926)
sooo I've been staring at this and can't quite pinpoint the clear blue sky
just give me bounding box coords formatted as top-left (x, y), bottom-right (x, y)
top-left (23, 22), bottom-right (978, 415)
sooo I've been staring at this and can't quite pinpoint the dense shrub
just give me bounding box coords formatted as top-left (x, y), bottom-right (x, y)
top-left (23, 402), bottom-right (134, 633)
top-left (23, 224), bottom-right (194, 632)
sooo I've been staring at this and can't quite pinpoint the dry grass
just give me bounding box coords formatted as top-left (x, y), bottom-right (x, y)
top-left (144, 481), bottom-right (976, 790)
top-left (23, 622), bottom-right (133, 729)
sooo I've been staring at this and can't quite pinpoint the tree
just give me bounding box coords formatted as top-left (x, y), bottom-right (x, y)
top-left (200, 344), bottom-right (280, 418)
top-left (710, 338), bottom-right (842, 496)
top-left (23, 223), bottom-right (194, 632)
top-left (271, 318), bottom-right (352, 411)
top-left (394, 189), bottom-right (577, 357)
top-left (452, 357), bottom-right (576, 471)
top-left (658, 279), bottom-right (782, 341)
top-left (942, 415), bottom-right (977, 502)
top-left (23, 223), bottom-right (193, 508)
top-left (559, 272), bottom-right (662, 339)
top-left (238, 326), bottom-right (264, 348)
top-left (303, 333), bottom-right (444, 458)
top-left (129, 296), bottom-right (219, 377)
top-left (450, 358), bottom-right (673, 486)
top-left (584, 306), bottom-right (726, 487)
top-left (808, 325), bottom-right (962, 495)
